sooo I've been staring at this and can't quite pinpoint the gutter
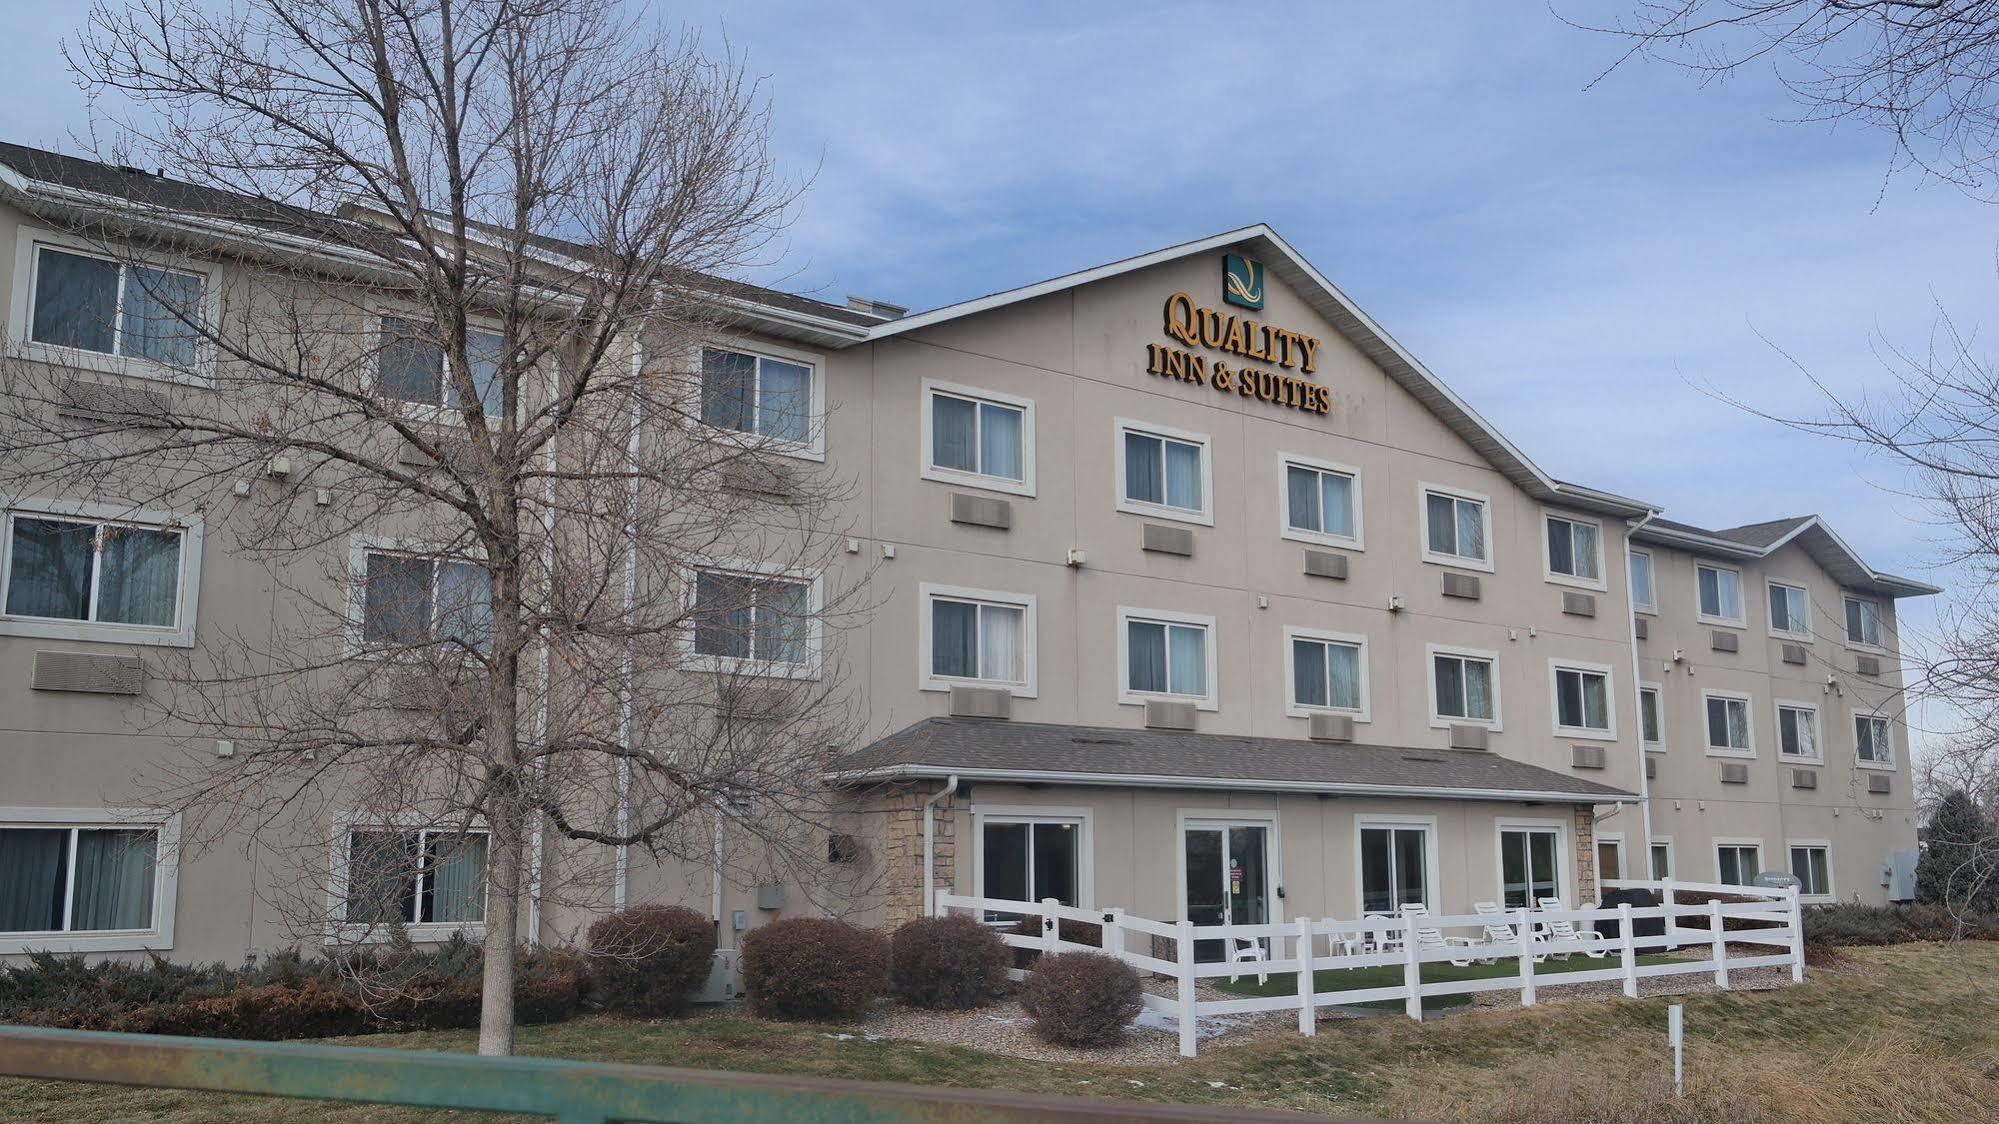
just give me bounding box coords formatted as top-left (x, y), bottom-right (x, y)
top-left (1625, 510), bottom-right (1660, 879)
top-left (921, 775), bottom-right (959, 918)
top-left (834, 765), bottom-right (1638, 805)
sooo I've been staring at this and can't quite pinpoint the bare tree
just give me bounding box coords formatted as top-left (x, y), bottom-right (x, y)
top-left (1578, 1), bottom-right (1999, 198)
top-left (0, 0), bottom-right (874, 1056)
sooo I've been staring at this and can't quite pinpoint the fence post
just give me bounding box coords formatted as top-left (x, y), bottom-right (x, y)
top-left (1709, 899), bottom-right (1729, 989)
top-left (1040, 898), bottom-right (1061, 958)
top-left (1618, 902), bottom-right (1638, 999)
top-left (1516, 907), bottom-right (1536, 1007)
top-left (1102, 908), bottom-right (1125, 962)
top-left (1295, 917), bottom-right (1315, 1037)
top-left (1788, 888), bottom-right (1805, 983)
top-left (1175, 920), bottom-right (1198, 1058)
top-left (1402, 916), bottom-right (1422, 1022)
top-left (1660, 877), bottom-right (1676, 949)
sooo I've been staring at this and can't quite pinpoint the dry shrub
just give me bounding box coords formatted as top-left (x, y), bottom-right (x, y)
top-left (1018, 951), bottom-right (1141, 1047)
top-left (587, 905), bottom-right (718, 1017)
top-left (889, 915), bottom-right (1010, 1010)
top-left (740, 917), bottom-right (888, 1021)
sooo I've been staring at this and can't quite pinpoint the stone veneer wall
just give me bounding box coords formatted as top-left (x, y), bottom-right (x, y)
top-left (1574, 804), bottom-right (1598, 903)
top-left (880, 783), bottom-right (956, 927)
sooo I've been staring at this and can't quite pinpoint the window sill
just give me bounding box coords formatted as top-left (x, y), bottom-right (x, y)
top-left (0, 617), bottom-right (193, 649)
top-left (1118, 692), bottom-right (1218, 713)
top-left (326, 922), bottom-right (487, 946)
top-left (1696, 615), bottom-right (1747, 630)
top-left (1703, 748), bottom-right (1756, 760)
top-left (1768, 630), bottom-right (1813, 644)
top-left (682, 653), bottom-right (821, 681)
top-left (1429, 716), bottom-right (1502, 733)
top-left (1633, 605), bottom-right (1658, 617)
top-left (1284, 704), bottom-right (1371, 722)
top-left (696, 424), bottom-right (826, 464)
top-left (0, 930), bottom-right (171, 956)
top-left (11, 338), bottom-right (210, 387)
top-left (921, 678), bottom-right (1037, 699)
top-left (1543, 571), bottom-right (1608, 593)
top-left (1115, 500), bottom-right (1213, 528)
top-left (1279, 527), bottom-right (1365, 552)
top-left (1556, 726), bottom-right (1617, 743)
top-left (1420, 552), bottom-right (1494, 574)
top-left (1854, 760), bottom-right (1897, 772)
top-left (1778, 755), bottom-right (1823, 767)
top-left (1644, 743), bottom-right (1666, 753)
top-left (1844, 641), bottom-right (1889, 657)
top-left (921, 465), bottom-right (1035, 499)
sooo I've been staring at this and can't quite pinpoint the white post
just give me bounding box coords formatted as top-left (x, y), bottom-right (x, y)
top-left (932, 883), bottom-right (950, 920)
top-left (1660, 877), bottom-right (1676, 950)
top-left (1788, 888), bottom-right (1805, 983)
top-left (1402, 915), bottom-right (1423, 1022)
top-left (1295, 917), bottom-right (1316, 1036)
top-left (1709, 900), bottom-right (1729, 989)
top-left (1516, 907), bottom-right (1536, 1007)
top-left (1041, 898), bottom-right (1061, 958)
top-left (1619, 902), bottom-right (1638, 999)
top-left (1668, 1003), bottom-right (1685, 1099)
top-left (1175, 920), bottom-right (1198, 1058)
top-left (1102, 908), bottom-right (1125, 962)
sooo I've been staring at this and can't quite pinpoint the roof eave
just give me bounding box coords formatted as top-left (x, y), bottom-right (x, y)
top-left (825, 762), bottom-right (1640, 805)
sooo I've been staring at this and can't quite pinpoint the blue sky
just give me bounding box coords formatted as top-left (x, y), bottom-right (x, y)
top-left (2, 2), bottom-right (1986, 746)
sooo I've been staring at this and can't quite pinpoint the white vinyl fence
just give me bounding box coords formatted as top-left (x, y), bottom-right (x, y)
top-left (934, 876), bottom-right (1804, 1057)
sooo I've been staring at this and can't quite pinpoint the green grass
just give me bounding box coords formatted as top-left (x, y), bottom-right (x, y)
top-left (4, 943), bottom-right (1998, 1122)
top-left (1213, 951), bottom-right (1682, 1011)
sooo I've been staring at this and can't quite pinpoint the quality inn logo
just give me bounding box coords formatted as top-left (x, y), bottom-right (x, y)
top-left (1223, 252), bottom-right (1264, 310)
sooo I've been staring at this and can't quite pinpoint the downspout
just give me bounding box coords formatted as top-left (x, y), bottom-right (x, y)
top-left (711, 813), bottom-right (727, 946)
top-left (613, 337), bottom-right (643, 909)
top-left (1624, 510), bottom-right (1660, 880)
top-left (921, 775), bottom-right (960, 917)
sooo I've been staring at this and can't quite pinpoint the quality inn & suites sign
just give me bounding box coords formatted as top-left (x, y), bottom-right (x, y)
top-left (1142, 252), bottom-right (1329, 417)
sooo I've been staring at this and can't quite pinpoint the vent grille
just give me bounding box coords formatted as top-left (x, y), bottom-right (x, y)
top-left (1782, 643), bottom-right (1808, 666)
top-left (947, 493), bottom-right (1012, 530)
top-left (1856, 655), bottom-right (1882, 677)
top-left (1868, 773), bottom-right (1892, 795)
top-left (1441, 572), bottom-right (1482, 600)
top-left (947, 685), bottom-right (1012, 720)
top-left (1719, 762), bottom-right (1750, 784)
top-left (1561, 591), bottom-right (1597, 618)
top-left (32, 651), bottom-right (144, 695)
top-left (1448, 723), bottom-right (1489, 750)
top-left (58, 379), bottom-right (170, 423)
top-left (1571, 744), bottom-right (1607, 769)
top-left (1710, 630), bottom-right (1740, 653)
top-left (1308, 712), bottom-right (1355, 742)
top-left (718, 459), bottom-right (797, 498)
top-left (1634, 617), bottom-right (1649, 640)
top-left (1302, 550), bottom-right (1348, 580)
top-left (1791, 768), bottom-right (1818, 790)
top-left (1143, 698), bottom-right (1197, 731)
top-left (1141, 524), bottom-right (1194, 557)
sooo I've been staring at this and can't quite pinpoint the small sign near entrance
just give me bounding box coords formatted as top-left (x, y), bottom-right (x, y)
top-left (1230, 863), bottom-right (1243, 895)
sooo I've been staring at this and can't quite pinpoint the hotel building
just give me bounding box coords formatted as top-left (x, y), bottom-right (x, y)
top-left (0, 143), bottom-right (1933, 963)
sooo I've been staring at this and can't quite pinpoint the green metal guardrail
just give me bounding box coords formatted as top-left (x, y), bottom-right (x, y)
top-left (0, 1025), bottom-right (1355, 1122)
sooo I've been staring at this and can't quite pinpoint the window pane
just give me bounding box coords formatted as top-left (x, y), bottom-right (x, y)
top-left (1425, 493), bottom-right (1456, 555)
top-left (1547, 519), bottom-right (1574, 575)
top-left (69, 829), bottom-right (156, 931)
top-left (1326, 643), bottom-right (1361, 710)
top-left (1582, 673), bottom-right (1608, 729)
top-left (1572, 521), bottom-right (1599, 580)
top-left (1707, 698), bottom-right (1728, 746)
top-left (982, 823), bottom-right (1028, 912)
top-left (1123, 433), bottom-right (1162, 505)
top-left (6, 517), bottom-right (95, 621)
top-left (1557, 670), bottom-right (1583, 728)
top-left (95, 525), bottom-right (181, 627)
top-left (1127, 621), bottom-right (1167, 693)
top-left (122, 266), bottom-right (203, 367)
top-left (379, 317), bottom-right (445, 405)
top-left (979, 603), bottom-right (1023, 682)
top-left (1641, 690), bottom-right (1661, 743)
top-left (757, 359), bottom-right (812, 444)
top-left (1394, 828), bottom-right (1427, 908)
top-left (1163, 441), bottom-right (1202, 511)
top-left (1293, 638), bottom-right (1327, 707)
top-left (699, 348), bottom-right (756, 434)
top-left (363, 553), bottom-right (435, 644)
top-left (1456, 500), bottom-right (1485, 560)
top-left (32, 248), bottom-right (118, 353)
top-left (1167, 624), bottom-right (1205, 696)
top-left (979, 402), bottom-right (1023, 480)
top-left (347, 831), bottom-right (416, 925)
top-left (1699, 568), bottom-right (1721, 617)
top-left (436, 561), bottom-right (492, 650)
top-left (753, 579), bottom-right (809, 665)
top-left (1718, 570), bottom-right (1742, 619)
top-left (691, 571), bottom-right (752, 659)
top-left (1651, 843), bottom-right (1671, 879)
top-left (931, 598), bottom-right (978, 679)
top-left (1360, 828), bottom-right (1392, 913)
top-left (1500, 830), bottom-right (1529, 909)
top-left (449, 329), bottom-right (505, 416)
top-left (1286, 466), bottom-right (1320, 533)
top-left (423, 833), bottom-right (487, 924)
top-left (1030, 823), bottom-right (1078, 907)
top-left (1320, 473), bottom-right (1354, 538)
top-left (1528, 831), bottom-right (1559, 903)
top-left (1435, 657), bottom-right (1466, 717)
top-left (931, 395), bottom-right (977, 472)
top-left (1630, 553), bottom-right (1654, 607)
top-left (1464, 658), bottom-right (1493, 719)
top-left (0, 828), bottom-right (69, 933)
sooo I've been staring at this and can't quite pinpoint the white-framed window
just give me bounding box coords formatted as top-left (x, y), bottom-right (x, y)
top-left (1629, 549), bottom-right (1657, 613)
top-left (1117, 607), bottom-right (1217, 710)
top-left (1419, 483), bottom-right (1493, 571)
top-left (919, 584), bottom-right (1036, 696)
top-left (975, 807), bottom-right (1091, 918)
top-left (1549, 659), bottom-right (1615, 740)
top-left (1279, 454), bottom-right (1363, 549)
top-left (1788, 841), bottom-right (1833, 901)
top-left (1767, 581), bottom-right (1811, 640)
top-left (1702, 689), bottom-right (1754, 757)
top-left (14, 229), bottom-right (210, 379)
top-left (1428, 644), bottom-right (1501, 729)
top-left (1844, 596), bottom-right (1883, 650)
top-left (1715, 840), bottom-right (1764, 887)
top-left (920, 380), bottom-right (1034, 496)
top-left (0, 809), bottom-right (179, 955)
top-left (1596, 833), bottom-right (1626, 883)
top-left (354, 543), bottom-right (492, 653)
top-left (1284, 627), bottom-right (1370, 720)
top-left (1854, 712), bottom-right (1895, 768)
top-left (1543, 512), bottom-right (1605, 589)
top-left (1649, 837), bottom-right (1674, 880)
top-left (1356, 816), bottom-right (1437, 914)
top-left (697, 341), bottom-right (824, 459)
top-left (337, 827), bottom-right (488, 930)
top-left (1114, 419), bottom-right (1212, 525)
top-left (1, 501), bottom-right (201, 648)
top-left (1696, 563), bottom-right (1745, 627)
top-left (683, 562), bottom-right (820, 677)
top-left (376, 315), bottom-right (506, 417)
top-left (1495, 820), bottom-right (1567, 910)
top-left (1640, 684), bottom-right (1665, 749)
top-left (1776, 700), bottom-right (1821, 762)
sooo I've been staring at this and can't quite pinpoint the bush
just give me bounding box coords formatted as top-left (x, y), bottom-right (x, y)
top-left (740, 918), bottom-right (887, 1021)
top-left (889, 915), bottom-right (1010, 1010)
top-left (1018, 951), bottom-right (1141, 1048)
top-left (1803, 901), bottom-right (1999, 946)
top-left (587, 905), bottom-right (717, 1017)
top-left (1918, 791), bottom-right (1999, 914)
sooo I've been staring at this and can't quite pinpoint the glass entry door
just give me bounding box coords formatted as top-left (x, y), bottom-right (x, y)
top-left (1183, 822), bottom-right (1270, 963)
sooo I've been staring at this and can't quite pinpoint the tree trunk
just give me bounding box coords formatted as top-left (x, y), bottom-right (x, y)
top-left (478, 804), bottom-right (523, 1057)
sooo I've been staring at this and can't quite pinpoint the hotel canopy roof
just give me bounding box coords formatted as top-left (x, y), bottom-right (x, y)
top-left (832, 717), bottom-right (1640, 805)
top-left (0, 142), bottom-right (1938, 599)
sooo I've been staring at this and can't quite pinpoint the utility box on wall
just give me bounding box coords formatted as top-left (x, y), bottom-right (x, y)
top-left (695, 948), bottom-right (741, 1003)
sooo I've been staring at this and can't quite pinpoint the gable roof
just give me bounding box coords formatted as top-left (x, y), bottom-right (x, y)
top-left (831, 717), bottom-right (1639, 804)
top-left (1637, 514), bottom-right (1939, 598)
top-left (864, 224), bottom-right (1657, 519)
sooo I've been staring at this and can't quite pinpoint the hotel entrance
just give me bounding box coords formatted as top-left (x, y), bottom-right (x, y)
top-left (1182, 819), bottom-right (1273, 963)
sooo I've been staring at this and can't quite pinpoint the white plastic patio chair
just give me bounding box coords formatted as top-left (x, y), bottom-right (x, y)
top-left (1535, 896), bottom-right (1610, 959)
top-left (1363, 910), bottom-right (1401, 953)
top-left (1401, 903), bottom-right (1486, 968)
top-left (1467, 901), bottom-right (1529, 964)
top-left (1229, 936), bottom-right (1269, 984)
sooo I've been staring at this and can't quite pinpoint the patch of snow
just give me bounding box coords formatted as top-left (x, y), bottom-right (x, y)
top-left (1130, 1007), bottom-right (1253, 1040)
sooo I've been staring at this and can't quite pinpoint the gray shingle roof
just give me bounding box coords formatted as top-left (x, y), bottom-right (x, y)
top-left (832, 718), bottom-right (1637, 804)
